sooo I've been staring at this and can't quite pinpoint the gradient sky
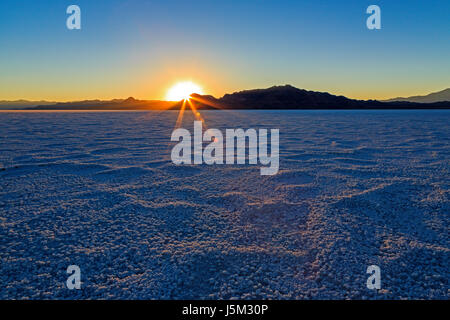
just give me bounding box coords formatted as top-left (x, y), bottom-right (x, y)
top-left (0, 0), bottom-right (449, 101)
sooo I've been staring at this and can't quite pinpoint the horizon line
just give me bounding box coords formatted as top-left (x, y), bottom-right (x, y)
top-left (1, 85), bottom-right (449, 104)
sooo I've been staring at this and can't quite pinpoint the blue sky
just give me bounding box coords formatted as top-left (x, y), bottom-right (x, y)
top-left (0, 0), bottom-right (449, 100)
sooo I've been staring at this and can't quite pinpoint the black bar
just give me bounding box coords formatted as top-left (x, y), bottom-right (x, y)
top-left (0, 300), bottom-right (446, 318)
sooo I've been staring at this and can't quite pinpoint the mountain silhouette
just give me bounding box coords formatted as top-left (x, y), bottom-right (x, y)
top-left (186, 85), bottom-right (450, 110)
top-left (218, 85), bottom-right (370, 109)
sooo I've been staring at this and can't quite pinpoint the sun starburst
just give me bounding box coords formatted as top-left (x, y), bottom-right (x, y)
top-left (166, 81), bottom-right (203, 101)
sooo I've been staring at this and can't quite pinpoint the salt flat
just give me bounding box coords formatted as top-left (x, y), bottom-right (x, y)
top-left (0, 110), bottom-right (448, 299)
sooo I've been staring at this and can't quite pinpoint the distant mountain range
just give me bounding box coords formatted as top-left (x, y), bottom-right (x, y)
top-left (383, 88), bottom-right (450, 103)
top-left (1, 85), bottom-right (450, 110)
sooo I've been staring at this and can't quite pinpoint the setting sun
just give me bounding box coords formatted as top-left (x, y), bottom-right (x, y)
top-left (166, 81), bottom-right (203, 101)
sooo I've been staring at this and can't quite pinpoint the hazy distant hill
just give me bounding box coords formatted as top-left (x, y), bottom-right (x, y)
top-left (383, 88), bottom-right (450, 103)
top-left (0, 100), bottom-right (56, 110)
top-left (13, 86), bottom-right (450, 110)
top-left (29, 97), bottom-right (177, 110)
